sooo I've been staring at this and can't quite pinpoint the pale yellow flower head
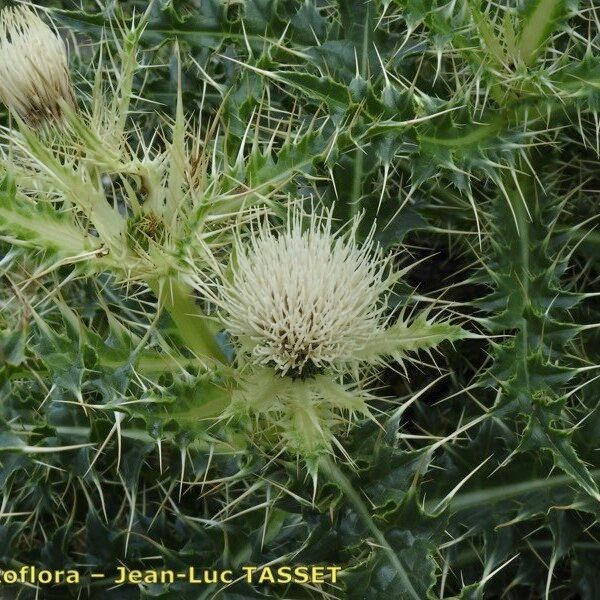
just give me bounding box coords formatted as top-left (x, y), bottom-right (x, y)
top-left (221, 210), bottom-right (391, 377)
top-left (0, 6), bottom-right (75, 124)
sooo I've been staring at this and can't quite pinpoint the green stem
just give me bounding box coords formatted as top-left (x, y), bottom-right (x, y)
top-left (430, 468), bottom-right (600, 513)
top-left (12, 423), bottom-right (238, 453)
top-left (147, 278), bottom-right (226, 364)
top-left (350, 146), bottom-right (364, 221)
top-left (319, 457), bottom-right (421, 600)
top-left (510, 176), bottom-right (532, 391)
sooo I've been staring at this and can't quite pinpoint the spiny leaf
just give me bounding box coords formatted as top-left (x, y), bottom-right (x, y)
top-left (517, 0), bottom-right (568, 65)
top-left (521, 414), bottom-right (600, 502)
top-left (357, 315), bottom-right (471, 362)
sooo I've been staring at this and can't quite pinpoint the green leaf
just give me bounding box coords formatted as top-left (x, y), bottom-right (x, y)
top-left (229, 62), bottom-right (351, 113)
top-left (0, 174), bottom-right (95, 255)
top-left (517, 0), bottom-right (567, 65)
top-left (148, 278), bottom-right (226, 364)
top-left (344, 537), bottom-right (437, 600)
top-left (573, 550), bottom-right (600, 600)
top-left (321, 458), bottom-right (436, 600)
top-left (467, 0), bottom-right (507, 66)
top-left (338, 0), bottom-right (375, 77)
top-left (272, 72), bottom-right (351, 112)
top-left (0, 204), bottom-right (96, 255)
top-left (521, 415), bottom-right (600, 502)
top-left (0, 328), bottom-right (27, 367)
top-left (343, 493), bottom-right (442, 600)
top-left (357, 314), bottom-right (471, 362)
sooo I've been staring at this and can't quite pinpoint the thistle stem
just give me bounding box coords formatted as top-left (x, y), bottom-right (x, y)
top-left (147, 278), bottom-right (226, 364)
top-left (429, 468), bottom-right (600, 513)
top-left (510, 175), bottom-right (532, 392)
top-left (318, 456), bottom-right (421, 600)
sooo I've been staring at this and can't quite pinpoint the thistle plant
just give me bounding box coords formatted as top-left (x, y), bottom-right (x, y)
top-left (0, 6), bottom-right (263, 363)
top-left (219, 209), bottom-right (466, 461)
top-left (0, 1), bottom-right (598, 599)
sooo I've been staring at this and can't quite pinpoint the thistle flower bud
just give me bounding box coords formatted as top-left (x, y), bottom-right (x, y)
top-left (0, 6), bottom-right (75, 125)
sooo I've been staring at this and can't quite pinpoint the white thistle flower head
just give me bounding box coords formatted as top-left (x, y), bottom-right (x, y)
top-left (0, 6), bottom-right (75, 125)
top-left (221, 209), bottom-right (392, 378)
top-left (220, 208), bottom-right (467, 462)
